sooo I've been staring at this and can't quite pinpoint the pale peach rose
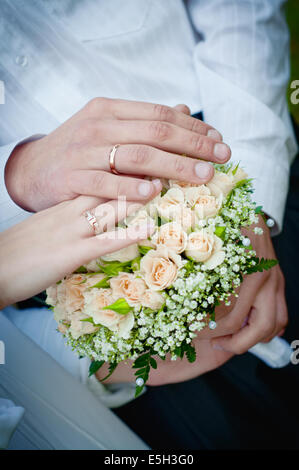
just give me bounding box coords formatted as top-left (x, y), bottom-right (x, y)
top-left (193, 194), bottom-right (222, 220)
top-left (125, 209), bottom-right (155, 228)
top-left (57, 323), bottom-right (69, 334)
top-left (185, 229), bottom-right (225, 269)
top-left (229, 166), bottom-right (248, 185)
top-left (140, 246), bottom-right (182, 291)
top-left (115, 312), bottom-right (135, 339)
top-left (83, 258), bottom-right (102, 272)
top-left (69, 311), bottom-right (98, 339)
top-left (207, 171), bottom-right (234, 198)
top-left (157, 188), bottom-right (185, 220)
top-left (169, 180), bottom-right (198, 189)
top-left (142, 289), bottom-right (165, 310)
top-left (84, 288), bottom-right (119, 326)
top-left (46, 285), bottom-right (58, 307)
top-left (56, 274), bottom-right (87, 314)
top-left (152, 222), bottom-right (187, 254)
top-left (85, 273), bottom-right (107, 288)
top-left (175, 206), bottom-right (196, 232)
top-left (101, 243), bottom-right (139, 263)
top-left (184, 186), bottom-right (211, 207)
top-left (83, 288), bottom-right (134, 338)
top-left (110, 273), bottom-right (146, 306)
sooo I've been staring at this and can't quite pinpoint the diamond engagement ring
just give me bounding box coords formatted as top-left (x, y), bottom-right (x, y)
top-left (84, 210), bottom-right (100, 235)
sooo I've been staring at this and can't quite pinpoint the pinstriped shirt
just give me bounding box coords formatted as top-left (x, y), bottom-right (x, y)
top-left (0, 0), bottom-right (297, 233)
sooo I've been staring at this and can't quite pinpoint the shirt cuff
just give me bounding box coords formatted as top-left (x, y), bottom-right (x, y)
top-left (78, 358), bottom-right (142, 409)
top-left (0, 135), bottom-right (44, 232)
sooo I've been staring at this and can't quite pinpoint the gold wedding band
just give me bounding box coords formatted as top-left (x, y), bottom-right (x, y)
top-left (84, 210), bottom-right (100, 235)
top-left (109, 144), bottom-right (121, 175)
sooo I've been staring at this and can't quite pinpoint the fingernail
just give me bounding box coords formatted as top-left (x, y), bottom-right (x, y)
top-left (152, 179), bottom-right (162, 190)
top-left (212, 343), bottom-right (225, 351)
top-left (138, 181), bottom-right (152, 197)
top-left (208, 129), bottom-right (222, 141)
top-left (195, 162), bottom-right (212, 180)
top-left (214, 143), bottom-right (231, 161)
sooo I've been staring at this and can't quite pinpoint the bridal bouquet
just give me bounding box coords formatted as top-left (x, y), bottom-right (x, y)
top-left (46, 163), bottom-right (277, 396)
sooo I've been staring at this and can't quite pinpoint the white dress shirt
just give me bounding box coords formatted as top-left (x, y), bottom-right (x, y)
top-left (0, 2), bottom-right (296, 429)
top-left (0, 0), bottom-right (297, 233)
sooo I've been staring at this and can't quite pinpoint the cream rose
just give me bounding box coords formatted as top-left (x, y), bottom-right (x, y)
top-left (184, 185), bottom-right (211, 207)
top-left (69, 311), bottom-right (98, 339)
top-left (101, 243), bottom-right (139, 263)
top-left (125, 209), bottom-right (155, 228)
top-left (169, 180), bottom-right (198, 190)
top-left (56, 274), bottom-right (87, 315)
top-left (83, 258), bottom-right (102, 272)
top-left (151, 222), bottom-right (187, 254)
top-left (207, 171), bottom-right (234, 198)
top-left (83, 288), bottom-right (134, 338)
top-left (142, 289), bottom-right (165, 310)
top-left (110, 273), bottom-right (147, 306)
top-left (229, 166), bottom-right (248, 185)
top-left (46, 284), bottom-right (58, 307)
top-left (156, 187), bottom-right (185, 221)
top-left (185, 229), bottom-right (225, 269)
top-left (140, 246), bottom-right (182, 291)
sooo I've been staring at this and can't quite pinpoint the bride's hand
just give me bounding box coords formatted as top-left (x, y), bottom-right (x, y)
top-left (0, 197), bottom-right (154, 308)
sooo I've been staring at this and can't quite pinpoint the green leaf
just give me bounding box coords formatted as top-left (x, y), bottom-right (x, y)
top-left (89, 277), bottom-right (110, 289)
top-left (89, 360), bottom-right (105, 377)
top-left (74, 266), bottom-right (88, 273)
top-left (235, 178), bottom-right (253, 189)
top-left (255, 205), bottom-right (263, 214)
top-left (138, 245), bottom-right (153, 255)
top-left (132, 352), bottom-right (151, 368)
top-left (80, 317), bottom-right (95, 324)
top-left (185, 343), bottom-right (196, 363)
top-left (103, 298), bottom-right (132, 315)
top-left (150, 357), bottom-right (157, 369)
top-left (98, 260), bottom-right (132, 277)
top-left (214, 226), bottom-right (226, 240)
top-left (246, 257), bottom-right (278, 274)
top-left (231, 162), bottom-right (240, 176)
top-left (100, 362), bottom-right (118, 382)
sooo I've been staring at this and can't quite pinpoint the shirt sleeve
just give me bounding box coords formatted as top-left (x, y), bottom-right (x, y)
top-left (187, 0), bottom-right (298, 234)
top-left (0, 135), bottom-right (44, 232)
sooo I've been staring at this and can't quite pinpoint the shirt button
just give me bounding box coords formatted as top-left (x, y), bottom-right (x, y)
top-left (15, 55), bottom-right (28, 67)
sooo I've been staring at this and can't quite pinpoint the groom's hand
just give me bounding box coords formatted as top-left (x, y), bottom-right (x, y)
top-left (201, 216), bottom-right (288, 353)
top-left (5, 98), bottom-right (230, 212)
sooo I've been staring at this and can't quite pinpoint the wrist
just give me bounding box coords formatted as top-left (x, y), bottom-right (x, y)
top-left (5, 140), bottom-right (40, 212)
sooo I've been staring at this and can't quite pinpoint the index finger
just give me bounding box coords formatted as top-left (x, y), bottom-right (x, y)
top-left (102, 99), bottom-right (223, 140)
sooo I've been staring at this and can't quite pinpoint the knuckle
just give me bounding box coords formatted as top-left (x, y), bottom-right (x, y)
top-left (191, 119), bottom-right (204, 133)
top-left (190, 134), bottom-right (205, 153)
top-left (153, 104), bottom-right (174, 123)
top-left (149, 120), bottom-right (171, 141)
top-left (174, 156), bottom-right (186, 175)
top-left (85, 97), bottom-right (111, 115)
top-left (130, 145), bottom-right (151, 166)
